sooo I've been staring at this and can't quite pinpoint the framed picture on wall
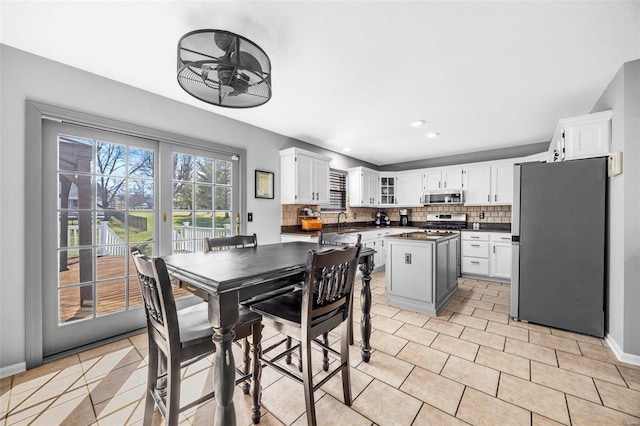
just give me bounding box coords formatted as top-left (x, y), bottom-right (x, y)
top-left (255, 170), bottom-right (274, 199)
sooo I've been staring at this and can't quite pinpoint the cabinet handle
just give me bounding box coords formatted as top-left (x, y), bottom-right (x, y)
top-left (471, 244), bottom-right (480, 247)
top-left (312, 192), bottom-right (315, 200)
top-left (495, 194), bottom-right (497, 202)
top-left (487, 194), bottom-right (490, 202)
top-left (444, 181), bottom-right (447, 189)
top-left (493, 246), bottom-right (496, 253)
top-left (316, 192), bottom-right (319, 200)
top-left (471, 236), bottom-right (480, 239)
top-left (471, 261), bottom-right (480, 265)
top-left (439, 182), bottom-right (441, 189)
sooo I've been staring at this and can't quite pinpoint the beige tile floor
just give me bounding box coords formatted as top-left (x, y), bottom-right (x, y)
top-left (2, 271), bottom-right (640, 425)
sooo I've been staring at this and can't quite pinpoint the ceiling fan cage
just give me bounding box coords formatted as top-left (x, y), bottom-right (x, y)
top-left (177, 29), bottom-right (272, 108)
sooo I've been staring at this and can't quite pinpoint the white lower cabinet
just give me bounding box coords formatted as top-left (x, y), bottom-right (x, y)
top-left (489, 233), bottom-right (512, 279)
top-left (461, 231), bottom-right (511, 280)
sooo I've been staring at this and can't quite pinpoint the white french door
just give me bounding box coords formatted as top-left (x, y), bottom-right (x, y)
top-left (41, 120), bottom-right (241, 358)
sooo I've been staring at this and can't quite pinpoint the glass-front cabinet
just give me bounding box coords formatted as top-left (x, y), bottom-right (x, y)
top-left (379, 174), bottom-right (397, 206)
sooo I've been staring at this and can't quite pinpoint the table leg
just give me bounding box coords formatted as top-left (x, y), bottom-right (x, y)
top-left (209, 294), bottom-right (239, 426)
top-left (358, 254), bottom-right (374, 362)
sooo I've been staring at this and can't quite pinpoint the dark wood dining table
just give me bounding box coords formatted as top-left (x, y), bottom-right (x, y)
top-left (162, 241), bottom-right (375, 426)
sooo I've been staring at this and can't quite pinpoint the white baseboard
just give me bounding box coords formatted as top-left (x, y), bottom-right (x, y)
top-left (605, 334), bottom-right (640, 367)
top-left (0, 362), bottom-right (26, 379)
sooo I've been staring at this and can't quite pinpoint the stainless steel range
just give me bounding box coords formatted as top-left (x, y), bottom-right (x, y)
top-left (423, 213), bottom-right (467, 233)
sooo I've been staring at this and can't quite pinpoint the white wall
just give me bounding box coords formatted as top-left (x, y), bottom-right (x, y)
top-left (591, 59), bottom-right (640, 360)
top-left (0, 44), bottom-right (367, 371)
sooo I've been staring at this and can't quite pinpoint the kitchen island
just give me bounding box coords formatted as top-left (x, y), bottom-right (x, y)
top-left (386, 232), bottom-right (459, 316)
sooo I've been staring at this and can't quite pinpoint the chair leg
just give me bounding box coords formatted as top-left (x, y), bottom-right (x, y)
top-left (301, 335), bottom-right (316, 426)
top-left (285, 336), bottom-right (292, 364)
top-left (242, 337), bottom-right (250, 395)
top-left (341, 320), bottom-right (352, 406)
top-left (144, 338), bottom-right (159, 425)
top-left (348, 302), bottom-right (354, 345)
top-left (250, 324), bottom-right (262, 425)
top-left (322, 332), bottom-right (329, 372)
top-left (165, 351), bottom-right (182, 426)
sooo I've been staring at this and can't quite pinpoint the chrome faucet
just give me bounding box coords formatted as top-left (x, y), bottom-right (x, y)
top-left (337, 211), bottom-right (348, 229)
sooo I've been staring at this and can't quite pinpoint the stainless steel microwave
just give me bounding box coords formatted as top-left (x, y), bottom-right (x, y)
top-left (421, 190), bottom-right (464, 205)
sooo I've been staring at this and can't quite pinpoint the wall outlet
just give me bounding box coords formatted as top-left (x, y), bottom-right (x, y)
top-left (479, 211), bottom-right (485, 219)
top-left (248, 212), bottom-right (253, 222)
top-left (353, 213), bottom-right (357, 219)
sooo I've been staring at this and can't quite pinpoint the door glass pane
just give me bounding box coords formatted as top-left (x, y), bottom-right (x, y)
top-left (57, 134), bottom-right (156, 325)
top-left (171, 153), bottom-right (233, 253)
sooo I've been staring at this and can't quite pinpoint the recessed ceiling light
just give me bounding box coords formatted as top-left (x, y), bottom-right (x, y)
top-left (342, 147), bottom-right (352, 152)
top-left (411, 120), bottom-right (426, 127)
top-left (426, 132), bottom-right (440, 138)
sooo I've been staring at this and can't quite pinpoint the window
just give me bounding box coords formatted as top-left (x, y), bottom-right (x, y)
top-left (324, 168), bottom-right (347, 212)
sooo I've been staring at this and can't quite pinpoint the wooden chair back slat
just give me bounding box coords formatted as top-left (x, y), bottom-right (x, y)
top-left (131, 248), bottom-right (179, 344)
top-left (302, 245), bottom-right (361, 323)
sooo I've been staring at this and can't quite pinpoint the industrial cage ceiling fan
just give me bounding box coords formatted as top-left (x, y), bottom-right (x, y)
top-left (177, 29), bottom-right (272, 108)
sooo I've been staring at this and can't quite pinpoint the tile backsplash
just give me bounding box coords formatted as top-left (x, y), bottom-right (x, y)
top-left (281, 204), bottom-right (511, 227)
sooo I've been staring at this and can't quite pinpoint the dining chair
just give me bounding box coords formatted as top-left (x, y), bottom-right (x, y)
top-left (249, 244), bottom-right (362, 426)
top-left (282, 231), bottom-right (362, 371)
top-left (131, 248), bottom-right (263, 425)
top-left (204, 233), bottom-right (257, 251)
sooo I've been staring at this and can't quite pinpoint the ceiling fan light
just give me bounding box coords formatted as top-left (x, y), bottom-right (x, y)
top-left (177, 29), bottom-right (272, 108)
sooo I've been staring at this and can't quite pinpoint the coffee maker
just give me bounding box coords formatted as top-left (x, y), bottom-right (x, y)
top-left (399, 209), bottom-right (409, 226)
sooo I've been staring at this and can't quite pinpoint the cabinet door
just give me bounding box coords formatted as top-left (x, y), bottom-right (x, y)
top-left (362, 172), bottom-right (379, 206)
top-left (490, 243), bottom-right (512, 279)
top-left (492, 162), bottom-right (514, 205)
top-left (296, 153), bottom-right (315, 204)
top-left (396, 171), bottom-right (422, 206)
top-left (423, 169), bottom-right (442, 191)
top-left (564, 120), bottom-right (610, 160)
top-left (314, 159), bottom-right (330, 204)
top-left (442, 167), bottom-right (463, 189)
top-left (464, 165), bottom-right (491, 205)
top-left (348, 171), bottom-right (364, 207)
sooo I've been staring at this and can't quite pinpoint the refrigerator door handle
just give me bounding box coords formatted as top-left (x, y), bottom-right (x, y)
top-left (512, 164), bottom-right (521, 237)
top-left (510, 242), bottom-right (520, 319)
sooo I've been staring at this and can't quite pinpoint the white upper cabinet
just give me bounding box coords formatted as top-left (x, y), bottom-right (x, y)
top-left (441, 166), bottom-right (464, 189)
top-left (464, 161), bottom-right (514, 206)
top-left (548, 110), bottom-right (612, 162)
top-left (463, 165), bottom-right (492, 205)
top-left (422, 166), bottom-right (464, 192)
top-left (348, 167), bottom-right (379, 207)
top-left (280, 148), bottom-right (331, 205)
top-left (396, 170), bottom-right (423, 206)
top-left (491, 161), bottom-right (514, 205)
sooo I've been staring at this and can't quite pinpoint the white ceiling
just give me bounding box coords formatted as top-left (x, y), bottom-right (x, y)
top-left (2, 1), bottom-right (639, 165)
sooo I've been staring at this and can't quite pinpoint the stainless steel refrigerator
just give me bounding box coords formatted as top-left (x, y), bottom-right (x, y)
top-left (511, 157), bottom-right (607, 337)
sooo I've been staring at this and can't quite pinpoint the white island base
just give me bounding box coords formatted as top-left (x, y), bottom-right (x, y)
top-left (386, 233), bottom-right (459, 317)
